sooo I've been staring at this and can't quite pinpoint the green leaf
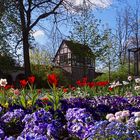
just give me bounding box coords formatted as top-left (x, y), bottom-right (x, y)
top-left (20, 96), bottom-right (26, 108)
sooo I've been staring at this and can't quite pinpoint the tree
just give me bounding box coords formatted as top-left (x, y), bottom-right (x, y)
top-left (18, 0), bottom-right (66, 77)
top-left (99, 27), bottom-right (118, 81)
top-left (115, 7), bottom-right (132, 65)
top-left (69, 7), bottom-right (110, 72)
top-left (115, 0), bottom-right (140, 75)
top-left (1, 0), bottom-right (124, 77)
top-left (0, 0), bottom-right (23, 65)
top-left (30, 47), bottom-right (52, 66)
top-left (1, 0), bottom-right (69, 77)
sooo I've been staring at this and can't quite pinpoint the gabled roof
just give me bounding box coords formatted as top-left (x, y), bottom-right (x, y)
top-left (53, 40), bottom-right (94, 61)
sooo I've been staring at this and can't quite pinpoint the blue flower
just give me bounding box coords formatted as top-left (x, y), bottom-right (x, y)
top-left (4, 136), bottom-right (16, 140)
top-left (33, 109), bottom-right (52, 123)
top-left (0, 129), bottom-right (4, 139)
top-left (17, 132), bottom-right (48, 140)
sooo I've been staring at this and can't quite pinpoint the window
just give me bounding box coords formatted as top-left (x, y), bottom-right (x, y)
top-left (60, 54), bottom-right (68, 65)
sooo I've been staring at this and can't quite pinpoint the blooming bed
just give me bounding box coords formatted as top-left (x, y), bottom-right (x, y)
top-left (0, 75), bottom-right (140, 139)
top-left (0, 96), bottom-right (140, 139)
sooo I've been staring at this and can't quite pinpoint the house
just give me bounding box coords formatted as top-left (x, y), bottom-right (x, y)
top-left (53, 40), bottom-right (95, 83)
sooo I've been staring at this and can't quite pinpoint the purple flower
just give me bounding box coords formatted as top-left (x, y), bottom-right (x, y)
top-left (1, 109), bottom-right (25, 123)
top-left (4, 136), bottom-right (15, 140)
top-left (17, 132), bottom-right (48, 140)
top-left (0, 129), bottom-right (4, 139)
top-left (33, 109), bottom-right (52, 123)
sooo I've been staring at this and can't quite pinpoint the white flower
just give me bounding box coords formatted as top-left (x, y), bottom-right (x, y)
top-left (122, 110), bottom-right (130, 117)
top-left (109, 85), bottom-right (115, 88)
top-left (134, 86), bottom-right (140, 91)
top-left (115, 111), bottom-right (122, 117)
top-left (0, 79), bottom-right (7, 87)
top-left (109, 82), bottom-right (116, 88)
top-left (122, 81), bottom-right (129, 85)
top-left (106, 113), bottom-right (114, 120)
top-left (134, 112), bottom-right (140, 117)
top-left (116, 116), bottom-right (122, 122)
top-left (115, 81), bottom-right (122, 86)
top-left (108, 116), bottom-right (116, 122)
top-left (135, 78), bottom-right (140, 83)
top-left (128, 76), bottom-right (132, 81)
top-left (135, 117), bottom-right (140, 124)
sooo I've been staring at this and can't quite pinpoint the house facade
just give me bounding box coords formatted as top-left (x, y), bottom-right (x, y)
top-left (53, 40), bottom-right (95, 83)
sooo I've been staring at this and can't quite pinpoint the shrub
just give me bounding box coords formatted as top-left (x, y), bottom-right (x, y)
top-left (31, 64), bottom-right (70, 88)
top-left (95, 64), bottom-right (134, 82)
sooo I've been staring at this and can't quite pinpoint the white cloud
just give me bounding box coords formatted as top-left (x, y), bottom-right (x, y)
top-left (66, 0), bottom-right (112, 9)
top-left (33, 30), bottom-right (45, 38)
top-left (89, 0), bottom-right (112, 8)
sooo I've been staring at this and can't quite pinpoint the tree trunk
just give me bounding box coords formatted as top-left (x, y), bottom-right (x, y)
top-left (22, 30), bottom-right (31, 77)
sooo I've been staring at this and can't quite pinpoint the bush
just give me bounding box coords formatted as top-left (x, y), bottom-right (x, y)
top-left (31, 64), bottom-right (71, 88)
top-left (95, 64), bottom-right (134, 82)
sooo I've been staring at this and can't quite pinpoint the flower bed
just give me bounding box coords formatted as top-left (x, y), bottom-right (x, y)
top-left (0, 96), bottom-right (140, 139)
top-left (0, 75), bottom-right (140, 139)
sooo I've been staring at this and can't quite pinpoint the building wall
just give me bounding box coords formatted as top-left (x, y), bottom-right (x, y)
top-left (54, 42), bottom-right (96, 83)
top-left (71, 66), bottom-right (95, 83)
top-left (60, 65), bottom-right (72, 73)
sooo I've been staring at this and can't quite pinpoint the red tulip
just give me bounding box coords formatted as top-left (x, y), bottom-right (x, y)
top-left (47, 74), bottom-right (58, 86)
top-left (76, 80), bottom-right (81, 86)
top-left (63, 88), bottom-right (68, 93)
top-left (20, 80), bottom-right (27, 88)
top-left (4, 85), bottom-right (14, 90)
top-left (28, 75), bottom-right (35, 84)
top-left (109, 87), bottom-right (113, 91)
top-left (82, 77), bottom-right (88, 83)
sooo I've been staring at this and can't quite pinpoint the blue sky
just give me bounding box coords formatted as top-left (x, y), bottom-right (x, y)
top-left (32, 0), bottom-right (139, 52)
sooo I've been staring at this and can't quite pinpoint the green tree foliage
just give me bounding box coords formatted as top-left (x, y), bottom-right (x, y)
top-left (0, 54), bottom-right (16, 71)
top-left (30, 48), bottom-right (52, 66)
top-left (0, 0), bottom-right (22, 65)
top-left (0, 0), bottom-right (67, 77)
top-left (0, 12), bottom-right (17, 72)
top-left (69, 8), bottom-right (111, 66)
top-left (95, 64), bottom-right (134, 82)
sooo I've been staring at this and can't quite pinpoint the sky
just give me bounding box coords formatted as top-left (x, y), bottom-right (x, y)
top-left (32, 0), bottom-right (139, 53)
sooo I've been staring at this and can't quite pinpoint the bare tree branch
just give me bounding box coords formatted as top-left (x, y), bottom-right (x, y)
top-left (29, 0), bottom-right (63, 30)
